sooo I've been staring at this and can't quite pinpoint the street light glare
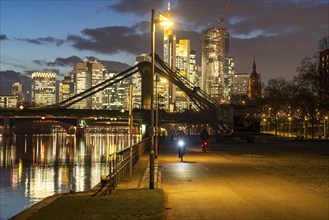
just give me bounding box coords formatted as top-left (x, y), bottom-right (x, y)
top-left (158, 13), bottom-right (173, 27)
top-left (160, 20), bottom-right (174, 27)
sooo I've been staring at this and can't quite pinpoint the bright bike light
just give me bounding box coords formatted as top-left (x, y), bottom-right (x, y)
top-left (178, 140), bottom-right (184, 147)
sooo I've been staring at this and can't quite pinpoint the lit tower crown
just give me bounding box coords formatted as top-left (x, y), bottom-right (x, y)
top-left (163, 0), bottom-right (174, 67)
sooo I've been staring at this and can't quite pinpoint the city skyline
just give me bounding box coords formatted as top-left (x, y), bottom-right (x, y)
top-left (1, 0), bottom-right (328, 83)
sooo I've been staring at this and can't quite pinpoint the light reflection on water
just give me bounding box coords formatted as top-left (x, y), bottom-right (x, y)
top-left (0, 126), bottom-right (141, 220)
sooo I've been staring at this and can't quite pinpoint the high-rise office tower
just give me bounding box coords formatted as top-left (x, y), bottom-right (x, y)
top-left (103, 70), bottom-right (131, 110)
top-left (225, 56), bottom-right (235, 101)
top-left (12, 82), bottom-right (24, 105)
top-left (133, 54), bottom-right (151, 109)
top-left (189, 50), bottom-right (199, 87)
top-left (175, 39), bottom-right (190, 111)
top-left (70, 60), bottom-right (104, 109)
top-left (163, 2), bottom-right (176, 111)
top-left (59, 76), bottom-right (71, 102)
top-left (31, 72), bottom-right (56, 106)
top-left (202, 26), bottom-right (233, 103)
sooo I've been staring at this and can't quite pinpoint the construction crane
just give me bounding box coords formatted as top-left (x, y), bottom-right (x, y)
top-left (219, 0), bottom-right (231, 27)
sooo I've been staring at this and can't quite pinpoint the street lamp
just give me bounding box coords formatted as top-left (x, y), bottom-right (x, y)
top-left (150, 9), bottom-right (173, 189)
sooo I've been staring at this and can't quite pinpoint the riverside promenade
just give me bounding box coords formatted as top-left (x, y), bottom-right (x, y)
top-left (10, 140), bottom-right (163, 220)
top-left (11, 135), bottom-right (329, 220)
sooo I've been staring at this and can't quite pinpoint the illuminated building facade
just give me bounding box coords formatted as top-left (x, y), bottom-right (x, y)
top-left (12, 82), bottom-right (24, 105)
top-left (0, 95), bottom-right (17, 108)
top-left (232, 73), bottom-right (249, 96)
top-left (31, 72), bottom-right (56, 106)
top-left (175, 39), bottom-right (190, 111)
top-left (70, 60), bottom-right (104, 109)
top-left (103, 71), bottom-right (131, 110)
top-left (132, 54), bottom-right (151, 109)
top-left (59, 76), bottom-right (71, 102)
top-left (201, 26), bottom-right (233, 103)
top-left (189, 50), bottom-right (200, 87)
top-left (163, 8), bottom-right (176, 111)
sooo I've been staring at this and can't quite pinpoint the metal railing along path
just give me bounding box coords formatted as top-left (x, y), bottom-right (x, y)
top-left (93, 137), bottom-right (151, 196)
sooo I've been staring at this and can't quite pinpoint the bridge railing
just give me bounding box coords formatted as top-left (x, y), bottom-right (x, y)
top-left (153, 54), bottom-right (231, 133)
top-left (58, 65), bottom-right (140, 108)
top-left (104, 137), bottom-right (151, 193)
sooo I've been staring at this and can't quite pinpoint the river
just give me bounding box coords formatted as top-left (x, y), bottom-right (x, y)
top-left (0, 125), bottom-right (141, 220)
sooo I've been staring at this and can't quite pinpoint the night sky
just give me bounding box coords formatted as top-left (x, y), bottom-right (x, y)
top-left (0, 0), bottom-right (328, 83)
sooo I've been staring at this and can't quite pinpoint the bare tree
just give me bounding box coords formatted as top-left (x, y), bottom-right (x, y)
top-left (318, 36), bottom-right (329, 50)
top-left (263, 78), bottom-right (292, 136)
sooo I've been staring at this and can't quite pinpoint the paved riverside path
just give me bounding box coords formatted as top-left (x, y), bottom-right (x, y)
top-left (157, 136), bottom-right (329, 220)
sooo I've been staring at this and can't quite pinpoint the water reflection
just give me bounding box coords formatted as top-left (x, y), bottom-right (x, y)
top-left (0, 125), bottom-right (141, 220)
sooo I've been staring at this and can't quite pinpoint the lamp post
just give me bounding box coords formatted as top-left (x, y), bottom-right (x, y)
top-left (155, 74), bottom-right (159, 159)
top-left (288, 117), bottom-right (291, 137)
top-left (150, 9), bottom-right (173, 189)
top-left (149, 9), bottom-right (156, 190)
top-left (324, 116), bottom-right (328, 139)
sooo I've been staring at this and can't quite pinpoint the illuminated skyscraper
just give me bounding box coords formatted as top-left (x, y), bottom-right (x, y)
top-left (175, 39), bottom-right (190, 111)
top-left (12, 82), bottom-right (24, 105)
top-left (59, 76), bottom-right (71, 102)
top-left (132, 54), bottom-right (151, 109)
top-left (201, 26), bottom-right (233, 103)
top-left (163, 1), bottom-right (176, 111)
top-left (31, 72), bottom-right (56, 106)
top-left (70, 60), bottom-right (104, 109)
top-left (189, 50), bottom-right (199, 87)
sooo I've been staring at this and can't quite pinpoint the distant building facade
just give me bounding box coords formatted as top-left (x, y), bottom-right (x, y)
top-left (70, 60), bottom-right (104, 109)
top-left (59, 76), bottom-right (71, 103)
top-left (232, 72), bottom-right (249, 96)
top-left (231, 72), bottom-right (249, 104)
top-left (175, 39), bottom-right (190, 111)
top-left (201, 26), bottom-right (234, 103)
top-left (132, 54), bottom-right (151, 109)
top-left (189, 50), bottom-right (200, 87)
top-left (0, 95), bottom-right (17, 108)
top-left (32, 72), bottom-right (56, 106)
top-left (103, 71), bottom-right (131, 110)
top-left (12, 82), bottom-right (24, 105)
top-left (163, 20), bottom-right (176, 111)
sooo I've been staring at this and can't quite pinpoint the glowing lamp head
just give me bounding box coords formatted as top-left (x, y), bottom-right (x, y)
top-left (178, 140), bottom-right (185, 147)
top-left (158, 13), bottom-right (173, 27)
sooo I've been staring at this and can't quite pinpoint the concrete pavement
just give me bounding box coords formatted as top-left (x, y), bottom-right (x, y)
top-left (156, 135), bottom-right (329, 220)
top-left (116, 152), bottom-right (161, 189)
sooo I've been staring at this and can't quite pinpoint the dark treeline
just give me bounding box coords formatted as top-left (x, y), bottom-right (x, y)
top-left (252, 36), bottom-right (329, 138)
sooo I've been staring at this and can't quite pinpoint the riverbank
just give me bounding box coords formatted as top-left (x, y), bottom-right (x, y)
top-left (10, 152), bottom-right (164, 220)
top-left (11, 189), bottom-right (165, 220)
